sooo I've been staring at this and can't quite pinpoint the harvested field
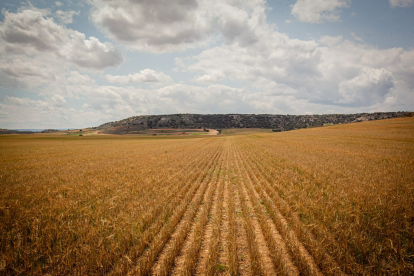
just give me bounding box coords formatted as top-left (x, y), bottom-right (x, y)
top-left (0, 117), bottom-right (413, 275)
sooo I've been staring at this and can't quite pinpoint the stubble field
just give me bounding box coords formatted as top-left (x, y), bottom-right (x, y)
top-left (0, 117), bottom-right (413, 275)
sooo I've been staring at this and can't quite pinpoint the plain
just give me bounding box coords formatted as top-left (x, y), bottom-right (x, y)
top-left (0, 117), bottom-right (413, 275)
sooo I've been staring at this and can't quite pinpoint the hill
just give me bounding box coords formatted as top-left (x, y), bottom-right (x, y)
top-left (96, 112), bottom-right (410, 134)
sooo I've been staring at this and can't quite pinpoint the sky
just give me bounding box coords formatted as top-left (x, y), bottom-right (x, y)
top-left (0, 0), bottom-right (413, 129)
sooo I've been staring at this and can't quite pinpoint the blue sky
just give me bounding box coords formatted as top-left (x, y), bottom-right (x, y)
top-left (0, 0), bottom-right (413, 129)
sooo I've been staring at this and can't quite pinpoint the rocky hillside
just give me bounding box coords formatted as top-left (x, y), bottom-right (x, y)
top-left (96, 112), bottom-right (411, 134)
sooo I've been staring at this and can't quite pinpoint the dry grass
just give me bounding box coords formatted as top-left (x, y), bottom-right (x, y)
top-left (0, 117), bottom-right (413, 275)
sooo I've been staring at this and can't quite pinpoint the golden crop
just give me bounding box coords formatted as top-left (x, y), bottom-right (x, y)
top-left (0, 117), bottom-right (413, 275)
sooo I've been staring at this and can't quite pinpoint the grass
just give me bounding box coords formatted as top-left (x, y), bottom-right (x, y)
top-left (0, 117), bottom-right (413, 275)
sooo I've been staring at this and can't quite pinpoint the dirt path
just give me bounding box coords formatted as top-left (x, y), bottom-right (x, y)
top-left (207, 129), bottom-right (219, 135)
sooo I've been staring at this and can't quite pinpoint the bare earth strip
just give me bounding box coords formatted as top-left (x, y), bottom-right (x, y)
top-left (195, 145), bottom-right (227, 276)
top-left (228, 141), bottom-right (253, 276)
top-left (110, 142), bottom-right (222, 274)
top-left (238, 141), bottom-right (344, 275)
top-left (169, 149), bottom-right (225, 276)
top-left (147, 144), bottom-right (225, 276)
top-left (127, 144), bottom-right (224, 275)
top-left (217, 152), bottom-right (232, 276)
top-left (233, 144), bottom-right (301, 276)
top-left (231, 140), bottom-right (277, 276)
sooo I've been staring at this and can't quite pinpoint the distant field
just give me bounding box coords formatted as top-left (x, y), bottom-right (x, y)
top-left (52, 128), bottom-right (213, 136)
top-left (0, 118), bottom-right (413, 275)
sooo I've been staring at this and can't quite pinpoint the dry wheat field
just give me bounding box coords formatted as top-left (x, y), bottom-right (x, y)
top-left (1, 117), bottom-right (413, 275)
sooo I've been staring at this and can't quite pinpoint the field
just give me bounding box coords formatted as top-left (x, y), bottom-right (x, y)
top-left (0, 118), bottom-right (413, 275)
top-left (50, 128), bottom-right (217, 136)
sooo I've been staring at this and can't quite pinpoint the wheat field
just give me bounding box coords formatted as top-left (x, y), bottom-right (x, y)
top-left (0, 117), bottom-right (413, 275)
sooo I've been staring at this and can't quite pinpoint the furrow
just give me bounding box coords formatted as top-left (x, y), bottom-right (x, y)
top-left (232, 143), bottom-right (280, 276)
top-left (227, 141), bottom-right (250, 275)
top-left (172, 150), bottom-right (225, 276)
top-left (195, 141), bottom-right (227, 276)
top-left (148, 142), bottom-right (225, 276)
top-left (217, 140), bottom-right (234, 275)
top-left (233, 145), bottom-right (300, 276)
top-left (247, 139), bottom-right (359, 274)
top-left (127, 143), bottom-right (224, 276)
top-left (111, 143), bottom-right (219, 275)
top-left (110, 142), bottom-right (222, 275)
top-left (238, 141), bottom-right (344, 275)
top-left (228, 140), bottom-right (262, 275)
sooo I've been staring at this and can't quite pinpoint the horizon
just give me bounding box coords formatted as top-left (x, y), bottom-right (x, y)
top-left (0, 0), bottom-right (413, 129)
top-left (3, 111), bottom-right (411, 130)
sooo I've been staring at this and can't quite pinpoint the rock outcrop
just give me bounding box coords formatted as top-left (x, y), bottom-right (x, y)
top-left (96, 112), bottom-right (411, 134)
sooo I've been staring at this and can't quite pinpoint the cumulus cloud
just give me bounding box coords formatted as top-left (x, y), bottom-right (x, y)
top-left (4, 94), bottom-right (67, 109)
top-left (177, 25), bottom-right (414, 110)
top-left (389, 0), bottom-right (414, 7)
top-left (214, 3), bottom-right (261, 46)
top-left (85, 83), bottom-right (264, 115)
top-left (0, 7), bottom-right (123, 116)
top-left (1, 1), bottom-right (413, 130)
top-left (193, 71), bottom-right (226, 83)
top-left (319, 35), bottom-right (343, 46)
top-left (4, 96), bottom-right (49, 107)
top-left (180, 32), bottom-right (323, 93)
top-left (49, 94), bottom-right (67, 107)
top-left (59, 36), bottom-right (123, 69)
top-left (90, 0), bottom-right (213, 52)
top-left (0, 57), bottom-right (56, 89)
top-left (291, 0), bottom-right (350, 23)
top-left (0, 97), bottom-right (100, 129)
top-left (106, 69), bottom-right (173, 84)
top-left (337, 68), bottom-right (394, 106)
top-left (89, 0), bottom-right (268, 52)
top-left (55, 10), bottom-right (79, 24)
top-left (0, 9), bottom-right (123, 69)
top-left (0, 52), bottom-right (97, 102)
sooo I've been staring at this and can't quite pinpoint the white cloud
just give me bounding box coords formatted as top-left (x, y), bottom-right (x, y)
top-left (49, 94), bottom-right (67, 107)
top-left (389, 0), bottom-right (414, 7)
top-left (55, 10), bottom-right (79, 24)
top-left (90, 0), bottom-right (214, 52)
top-left (214, 3), bottom-right (259, 46)
top-left (193, 71), bottom-right (226, 83)
top-left (1, 1), bottom-right (413, 129)
top-left (67, 71), bottom-right (94, 85)
top-left (0, 57), bottom-right (56, 89)
top-left (4, 96), bottom-right (49, 107)
top-left (177, 20), bottom-right (414, 110)
top-left (106, 69), bottom-right (173, 84)
top-left (86, 83), bottom-right (264, 115)
top-left (0, 98), bottom-right (98, 129)
top-left (179, 32), bottom-right (323, 94)
top-left (59, 36), bottom-right (123, 69)
top-left (0, 9), bottom-right (123, 69)
top-left (89, 0), bottom-right (268, 53)
top-left (55, 1), bottom-right (63, 7)
top-left (0, 52), bottom-right (97, 101)
top-left (17, 1), bottom-right (51, 17)
top-left (319, 35), bottom-right (343, 46)
top-left (0, 8), bottom-right (122, 120)
top-left (291, 0), bottom-right (350, 23)
top-left (351, 32), bottom-right (364, 43)
top-left (337, 68), bottom-right (394, 105)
